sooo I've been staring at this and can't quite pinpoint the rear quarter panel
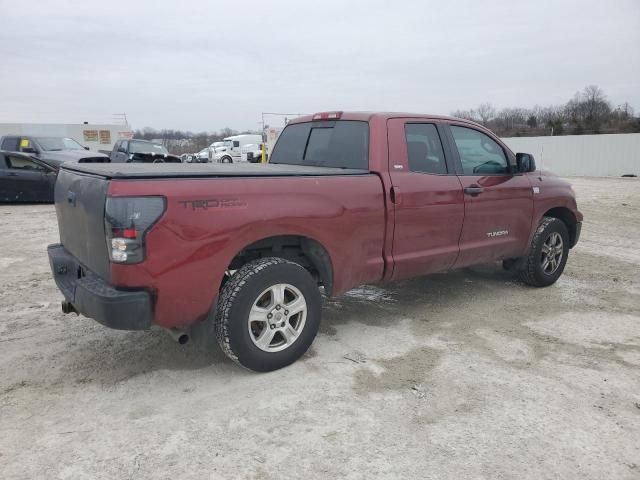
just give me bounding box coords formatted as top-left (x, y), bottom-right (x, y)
top-left (108, 175), bottom-right (386, 328)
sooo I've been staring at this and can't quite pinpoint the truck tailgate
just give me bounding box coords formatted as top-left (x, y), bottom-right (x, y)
top-left (54, 169), bottom-right (111, 280)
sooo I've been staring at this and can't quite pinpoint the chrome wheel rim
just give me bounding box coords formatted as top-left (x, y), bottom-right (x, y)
top-left (541, 232), bottom-right (564, 275)
top-left (248, 283), bottom-right (307, 353)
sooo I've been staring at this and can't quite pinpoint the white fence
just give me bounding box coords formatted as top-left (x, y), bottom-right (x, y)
top-left (501, 133), bottom-right (640, 177)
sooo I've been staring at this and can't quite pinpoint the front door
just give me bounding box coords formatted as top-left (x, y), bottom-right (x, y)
top-left (3, 153), bottom-right (52, 202)
top-left (387, 118), bottom-right (465, 280)
top-left (445, 123), bottom-right (533, 267)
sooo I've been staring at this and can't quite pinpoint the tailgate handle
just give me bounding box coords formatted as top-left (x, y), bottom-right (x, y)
top-left (67, 191), bottom-right (77, 206)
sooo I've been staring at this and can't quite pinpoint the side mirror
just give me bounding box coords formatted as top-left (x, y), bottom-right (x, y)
top-left (22, 147), bottom-right (38, 154)
top-left (118, 147), bottom-right (126, 153)
top-left (84, 146), bottom-right (90, 150)
top-left (516, 153), bottom-right (536, 173)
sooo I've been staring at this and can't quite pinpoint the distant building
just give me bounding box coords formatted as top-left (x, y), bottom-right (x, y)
top-left (0, 123), bottom-right (134, 152)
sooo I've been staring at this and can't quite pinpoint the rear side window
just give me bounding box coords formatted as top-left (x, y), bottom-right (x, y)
top-left (450, 126), bottom-right (509, 175)
top-left (405, 124), bottom-right (447, 174)
top-left (270, 121), bottom-right (369, 169)
top-left (1, 137), bottom-right (19, 151)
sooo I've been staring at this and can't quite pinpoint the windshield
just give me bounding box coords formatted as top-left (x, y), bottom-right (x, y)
top-left (269, 121), bottom-right (369, 169)
top-left (129, 141), bottom-right (169, 155)
top-left (36, 137), bottom-right (85, 151)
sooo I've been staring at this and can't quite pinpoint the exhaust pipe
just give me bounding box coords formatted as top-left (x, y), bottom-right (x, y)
top-left (165, 327), bottom-right (190, 345)
top-left (61, 300), bottom-right (78, 315)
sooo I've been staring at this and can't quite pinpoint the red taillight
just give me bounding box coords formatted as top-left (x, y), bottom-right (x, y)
top-left (312, 111), bottom-right (342, 121)
top-left (111, 227), bottom-right (137, 238)
top-left (105, 196), bottom-right (165, 264)
top-left (123, 228), bottom-right (137, 239)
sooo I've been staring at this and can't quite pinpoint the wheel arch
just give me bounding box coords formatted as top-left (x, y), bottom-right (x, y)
top-left (226, 234), bottom-right (334, 294)
top-left (543, 207), bottom-right (578, 247)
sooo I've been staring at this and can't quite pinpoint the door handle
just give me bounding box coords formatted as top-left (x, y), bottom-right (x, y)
top-left (7, 172), bottom-right (18, 176)
top-left (464, 185), bottom-right (484, 196)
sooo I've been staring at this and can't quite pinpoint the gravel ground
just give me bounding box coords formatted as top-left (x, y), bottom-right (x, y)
top-left (1, 177), bottom-right (639, 479)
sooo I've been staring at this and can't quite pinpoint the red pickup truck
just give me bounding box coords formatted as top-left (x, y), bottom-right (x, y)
top-left (48, 112), bottom-right (582, 371)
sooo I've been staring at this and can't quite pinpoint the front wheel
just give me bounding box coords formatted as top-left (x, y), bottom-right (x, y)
top-left (214, 257), bottom-right (321, 372)
top-left (517, 216), bottom-right (570, 287)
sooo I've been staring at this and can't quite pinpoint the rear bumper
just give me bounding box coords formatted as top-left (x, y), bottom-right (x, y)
top-left (48, 244), bottom-right (153, 330)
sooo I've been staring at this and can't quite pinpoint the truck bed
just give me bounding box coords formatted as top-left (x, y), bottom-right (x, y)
top-left (61, 162), bottom-right (370, 179)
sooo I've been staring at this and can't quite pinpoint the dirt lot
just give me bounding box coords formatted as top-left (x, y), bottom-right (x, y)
top-left (1, 177), bottom-right (639, 479)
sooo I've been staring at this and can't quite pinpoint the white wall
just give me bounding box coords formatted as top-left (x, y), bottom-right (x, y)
top-left (0, 123), bottom-right (133, 152)
top-left (502, 133), bottom-right (640, 177)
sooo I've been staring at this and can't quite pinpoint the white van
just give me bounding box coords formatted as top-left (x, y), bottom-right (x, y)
top-left (220, 134), bottom-right (262, 163)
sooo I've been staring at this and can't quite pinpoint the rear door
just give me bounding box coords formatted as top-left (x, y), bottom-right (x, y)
top-left (444, 123), bottom-right (533, 266)
top-left (387, 118), bottom-right (464, 280)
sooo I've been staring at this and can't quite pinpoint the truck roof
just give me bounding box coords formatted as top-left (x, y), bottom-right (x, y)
top-left (289, 111), bottom-right (484, 129)
top-left (60, 162), bottom-right (370, 179)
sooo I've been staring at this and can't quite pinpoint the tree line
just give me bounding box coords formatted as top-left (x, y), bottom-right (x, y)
top-left (451, 85), bottom-right (639, 137)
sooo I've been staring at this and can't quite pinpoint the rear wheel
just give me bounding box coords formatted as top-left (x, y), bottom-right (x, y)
top-left (517, 216), bottom-right (569, 287)
top-left (214, 257), bottom-right (321, 372)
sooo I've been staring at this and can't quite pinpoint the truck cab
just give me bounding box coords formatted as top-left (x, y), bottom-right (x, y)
top-left (110, 139), bottom-right (181, 163)
top-left (219, 134), bottom-right (263, 163)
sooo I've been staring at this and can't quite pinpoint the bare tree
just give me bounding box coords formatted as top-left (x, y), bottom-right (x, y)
top-left (451, 109), bottom-right (477, 121)
top-left (476, 103), bottom-right (496, 126)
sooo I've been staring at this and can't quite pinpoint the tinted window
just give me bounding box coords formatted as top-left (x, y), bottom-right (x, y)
top-left (129, 141), bottom-right (168, 154)
top-left (35, 137), bottom-right (85, 151)
top-left (1, 137), bottom-right (20, 151)
top-left (270, 121), bottom-right (369, 169)
top-left (405, 124), bottom-right (447, 174)
top-left (450, 126), bottom-right (509, 175)
top-left (233, 141), bottom-right (240, 148)
top-left (6, 155), bottom-right (43, 170)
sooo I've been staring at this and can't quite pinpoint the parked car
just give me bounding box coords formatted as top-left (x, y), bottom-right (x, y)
top-left (47, 111), bottom-right (582, 372)
top-left (110, 139), bottom-right (181, 163)
top-left (192, 148), bottom-right (209, 163)
top-left (0, 150), bottom-right (58, 202)
top-left (0, 135), bottom-right (109, 168)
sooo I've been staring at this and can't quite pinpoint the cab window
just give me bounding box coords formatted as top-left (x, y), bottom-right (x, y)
top-left (1, 137), bottom-right (20, 151)
top-left (450, 126), bottom-right (509, 175)
top-left (405, 124), bottom-right (447, 174)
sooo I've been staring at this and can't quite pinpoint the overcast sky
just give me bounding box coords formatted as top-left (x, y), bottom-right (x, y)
top-left (1, 0), bottom-right (638, 132)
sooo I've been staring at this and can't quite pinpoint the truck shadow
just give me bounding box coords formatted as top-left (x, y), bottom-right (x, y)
top-left (58, 263), bottom-right (520, 384)
top-left (321, 264), bottom-right (521, 335)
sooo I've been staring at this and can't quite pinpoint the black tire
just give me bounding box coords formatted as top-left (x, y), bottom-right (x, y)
top-left (214, 257), bottom-right (321, 372)
top-left (517, 216), bottom-right (570, 287)
top-left (221, 156), bottom-right (233, 163)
